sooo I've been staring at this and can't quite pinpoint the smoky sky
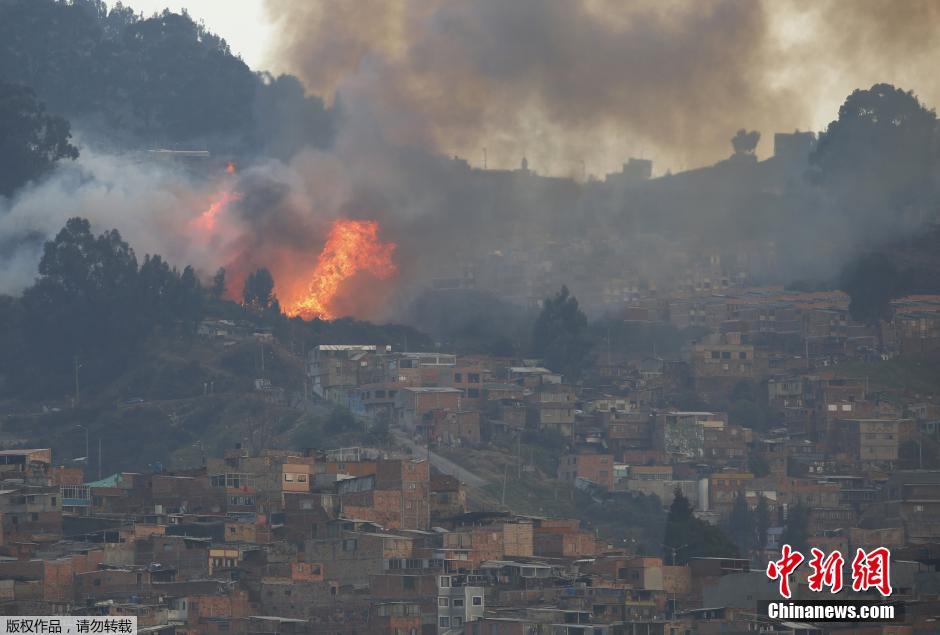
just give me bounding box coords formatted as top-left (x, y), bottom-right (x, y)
top-left (5, 0), bottom-right (940, 323)
top-left (265, 0), bottom-right (940, 175)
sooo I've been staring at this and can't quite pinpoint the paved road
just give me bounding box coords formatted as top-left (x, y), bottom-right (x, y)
top-left (391, 427), bottom-right (490, 489)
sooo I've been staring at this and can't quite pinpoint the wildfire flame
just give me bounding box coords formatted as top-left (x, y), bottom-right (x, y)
top-left (284, 219), bottom-right (397, 320)
top-left (191, 190), bottom-right (243, 233)
top-left (226, 161), bottom-right (237, 174)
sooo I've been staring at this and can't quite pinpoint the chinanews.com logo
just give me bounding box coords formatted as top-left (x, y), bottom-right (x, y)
top-left (759, 544), bottom-right (905, 623)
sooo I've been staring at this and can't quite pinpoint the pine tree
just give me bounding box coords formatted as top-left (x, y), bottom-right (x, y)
top-left (729, 490), bottom-right (754, 555)
top-left (754, 494), bottom-right (771, 563)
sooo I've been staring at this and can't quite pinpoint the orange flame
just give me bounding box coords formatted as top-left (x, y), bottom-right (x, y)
top-left (191, 190), bottom-right (243, 233)
top-left (285, 219), bottom-right (397, 320)
top-left (226, 161), bottom-right (237, 174)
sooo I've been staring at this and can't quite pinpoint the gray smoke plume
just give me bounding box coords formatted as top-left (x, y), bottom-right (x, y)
top-left (265, 0), bottom-right (940, 174)
top-left (4, 0), bottom-right (940, 323)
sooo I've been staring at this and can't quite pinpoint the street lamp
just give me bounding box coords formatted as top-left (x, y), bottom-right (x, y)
top-left (74, 425), bottom-right (89, 474)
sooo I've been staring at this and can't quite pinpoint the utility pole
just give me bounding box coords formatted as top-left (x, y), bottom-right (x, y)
top-left (73, 356), bottom-right (80, 406)
top-left (76, 425), bottom-right (89, 477)
top-left (662, 543), bottom-right (688, 619)
top-left (98, 438), bottom-right (102, 480)
top-left (606, 326), bottom-right (612, 367)
top-left (501, 463), bottom-right (508, 507)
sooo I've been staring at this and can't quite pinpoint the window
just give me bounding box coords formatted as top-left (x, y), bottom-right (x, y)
top-left (739, 352), bottom-right (747, 359)
top-left (298, 474), bottom-right (307, 482)
top-left (454, 373), bottom-right (463, 383)
top-left (454, 617), bottom-right (463, 627)
top-left (439, 576), bottom-right (451, 587)
top-left (468, 388), bottom-right (480, 398)
top-left (343, 539), bottom-right (358, 552)
top-left (721, 351), bottom-right (731, 359)
top-left (284, 473), bottom-right (295, 482)
top-left (469, 373), bottom-right (481, 384)
top-left (439, 597), bottom-right (450, 607)
top-left (439, 617), bottom-right (450, 628)
top-left (828, 404), bottom-right (838, 411)
top-left (453, 598), bottom-right (464, 607)
top-left (711, 351), bottom-right (720, 359)
top-left (472, 596), bottom-right (483, 606)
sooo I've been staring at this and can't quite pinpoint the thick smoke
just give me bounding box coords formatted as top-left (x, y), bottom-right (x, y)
top-left (0, 146), bottom-right (203, 294)
top-left (0, 143), bottom-right (340, 303)
top-left (4, 1), bottom-right (940, 324)
top-left (266, 0), bottom-right (940, 174)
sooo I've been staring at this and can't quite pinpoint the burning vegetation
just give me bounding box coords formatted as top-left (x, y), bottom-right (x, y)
top-left (282, 219), bottom-right (397, 320)
top-left (190, 190), bottom-right (243, 234)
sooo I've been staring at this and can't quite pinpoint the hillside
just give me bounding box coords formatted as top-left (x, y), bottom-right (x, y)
top-left (0, 330), bottom-right (311, 474)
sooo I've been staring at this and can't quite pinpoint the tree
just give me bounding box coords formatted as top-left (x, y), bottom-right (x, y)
top-left (728, 399), bottom-right (765, 430)
top-left (0, 1), bottom-right (334, 155)
top-left (324, 406), bottom-right (359, 436)
top-left (175, 265), bottom-right (203, 331)
top-left (812, 84), bottom-right (939, 225)
top-left (781, 501), bottom-right (811, 554)
top-left (532, 286), bottom-right (591, 379)
top-left (731, 129), bottom-right (760, 156)
top-left (748, 454), bottom-right (771, 478)
top-left (138, 254), bottom-right (176, 326)
top-left (292, 415), bottom-right (323, 449)
top-left (0, 81), bottom-right (78, 196)
top-left (254, 73), bottom-right (335, 159)
top-left (21, 218), bottom-right (140, 389)
top-left (243, 267), bottom-right (275, 309)
top-left (755, 494), bottom-right (771, 561)
top-left (17, 217), bottom-right (205, 395)
top-left (728, 490), bottom-right (753, 555)
top-left (211, 268), bottom-right (227, 300)
top-left (814, 84), bottom-right (937, 185)
top-left (368, 410), bottom-right (392, 445)
top-left (664, 487), bottom-right (738, 565)
top-left (663, 488), bottom-right (695, 563)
